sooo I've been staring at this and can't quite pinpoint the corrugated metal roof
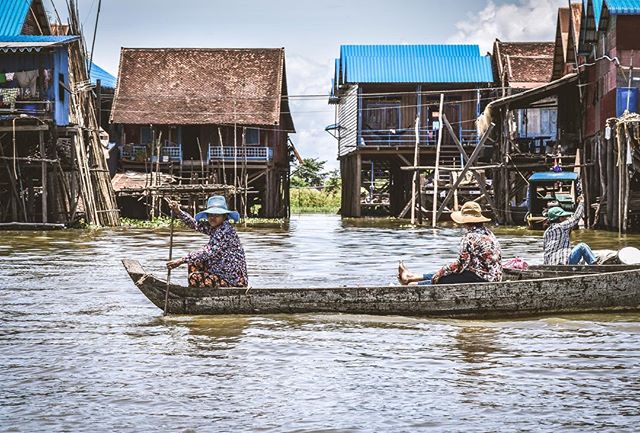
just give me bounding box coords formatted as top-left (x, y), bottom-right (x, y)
top-left (340, 44), bottom-right (481, 58)
top-left (590, 0), bottom-right (640, 30)
top-left (0, 35), bottom-right (78, 52)
top-left (0, 35), bottom-right (77, 42)
top-left (604, 0), bottom-right (640, 14)
top-left (0, 0), bottom-right (30, 36)
top-left (338, 45), bottom-right (493, 84)
top-left (90, 62), bottom-right (117, 89)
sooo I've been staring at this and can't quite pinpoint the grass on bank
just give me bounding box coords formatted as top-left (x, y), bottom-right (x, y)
top-left (119, 188), bottom-right (340, 228)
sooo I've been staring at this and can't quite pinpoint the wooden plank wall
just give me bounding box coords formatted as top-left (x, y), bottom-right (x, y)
top-left (337, 85), bottom-right (359, 157)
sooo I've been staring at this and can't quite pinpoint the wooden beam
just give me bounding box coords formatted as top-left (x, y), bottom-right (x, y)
top-left (443, 114), bottom-right (499, 217)
top-left (0, 125), bottom-right (49, 132)
top-left (40, 131), bottom-right (47, 223)
top-left (431, 93), bottom-right (445, 227)
top-left (435, 123), bottom-right (495, 221)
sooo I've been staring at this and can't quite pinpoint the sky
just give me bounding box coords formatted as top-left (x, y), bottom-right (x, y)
top-left (51, 0), bottom-right (567, 170)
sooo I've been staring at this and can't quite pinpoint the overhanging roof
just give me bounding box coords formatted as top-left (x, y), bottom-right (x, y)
top-left (0, 35), bottom-right (78, 52)
top-left (487, 73), bottom-right (578, 110)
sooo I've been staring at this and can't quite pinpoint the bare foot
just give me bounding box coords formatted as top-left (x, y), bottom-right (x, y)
top-left (398, 260), bottom-right (410, 285)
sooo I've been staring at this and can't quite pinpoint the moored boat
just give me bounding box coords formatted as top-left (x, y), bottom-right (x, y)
top-left (123, 259), bottom-right (640, 318)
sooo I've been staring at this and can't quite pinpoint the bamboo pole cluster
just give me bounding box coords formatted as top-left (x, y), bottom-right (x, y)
top-left (65, 0), bottom-right (120, 226)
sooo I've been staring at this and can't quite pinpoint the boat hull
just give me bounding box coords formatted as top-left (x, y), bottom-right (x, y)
top-left (122, 259), bottom-right (640, 318)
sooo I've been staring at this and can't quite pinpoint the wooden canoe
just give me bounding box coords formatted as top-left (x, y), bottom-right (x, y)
top-left (123, 259), bottom-right (640, 318)
top-left (505, 264), bottom-right (640, 279)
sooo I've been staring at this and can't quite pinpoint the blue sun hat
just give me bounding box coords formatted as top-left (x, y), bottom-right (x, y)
top-left (195, 195), bottom-right (240, 223)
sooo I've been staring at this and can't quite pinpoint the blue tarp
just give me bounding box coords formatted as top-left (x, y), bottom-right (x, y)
top-left (90, 62), bottom-right (117, 89)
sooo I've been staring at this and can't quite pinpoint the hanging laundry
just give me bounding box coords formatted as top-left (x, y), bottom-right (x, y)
top-left (0, 88), bottom-right (20, 110)
top-left (5, 72), bottom-right (14, 81)
top-left (14, 69), bottom-right (39, 98)
top-left (0, 73), bottom-right (5, 84)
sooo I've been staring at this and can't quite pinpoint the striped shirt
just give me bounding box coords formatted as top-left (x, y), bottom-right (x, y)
top-left (432, 225), bottom-right (503, 283)
top-left (543, 202), bottom-right (584, 265)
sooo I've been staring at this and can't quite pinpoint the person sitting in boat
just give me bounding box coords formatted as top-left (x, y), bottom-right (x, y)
top-left (398, 201), bottom-right (502, 285)
top-left (543, 195), bottom-right (596, 265)
top-left (166, 195), bottom-right (248, 287)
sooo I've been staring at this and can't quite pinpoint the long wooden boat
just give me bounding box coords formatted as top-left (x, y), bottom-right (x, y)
top-left (505, 264), bottom-right (640, 279)
top-left (123, 259), bottom-right (640, 318)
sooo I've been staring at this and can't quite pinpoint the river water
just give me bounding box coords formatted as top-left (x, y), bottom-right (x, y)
top-left (2, 214), bottom-right (640, 432)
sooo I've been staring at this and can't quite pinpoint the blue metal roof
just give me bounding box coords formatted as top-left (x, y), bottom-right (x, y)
top-left (0, 0), bottom-right (30, 36)
top-left (340, 44), bottom-right (482, 58)
top-left (90, 62), bottom-right (117, 89)
top-left (528, 172), bottom-right (579, 182)
top-left (337, 44), bottom-right (493, 84)
top-left (590, 0), bottom-right (640, 30)
top-left (0, 35), bottom-right (77, 43)
top-left (604, 0), bottom-right (640, 14)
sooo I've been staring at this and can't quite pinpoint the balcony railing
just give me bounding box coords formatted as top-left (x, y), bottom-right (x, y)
top-left (359, 127), bottom-right (480, 146)
top-left (208, 146), bottom-right (273, 161)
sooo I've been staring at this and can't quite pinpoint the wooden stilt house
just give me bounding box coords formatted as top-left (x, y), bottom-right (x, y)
top-left (329, 45), bottom-right (494, 219)
top-left (110, 48), bottom-right (295, 219)
top-left (0, 0), bottom-right (119, 227)
top-left (577, 0), bottom-right (640, 231)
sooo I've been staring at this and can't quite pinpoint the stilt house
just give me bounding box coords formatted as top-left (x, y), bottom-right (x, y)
top-left (110, 48), bottom-right (295, 218)
top-left (0, 0), bottom-right (118, 226)
top-left (577, 0), bottom-right (640, 231)
top-left (329, 45), bottom-right (494, 218)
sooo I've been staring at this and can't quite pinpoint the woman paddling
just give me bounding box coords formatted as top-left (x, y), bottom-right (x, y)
top-left (398, 201), bottom-right (502, 285)
top-left (166, 195), bottom-right (248, 287)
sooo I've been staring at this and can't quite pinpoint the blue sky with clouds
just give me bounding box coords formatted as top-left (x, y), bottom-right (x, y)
top-left (51, 0), bottom-right (566, 169)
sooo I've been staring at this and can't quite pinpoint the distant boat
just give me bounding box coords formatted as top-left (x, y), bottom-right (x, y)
top-left (123, 260), bottom-right (640, 318)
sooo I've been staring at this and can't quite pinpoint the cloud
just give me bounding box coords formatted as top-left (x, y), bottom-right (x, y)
top-left (447, 0), bottom-right (566, 53)
top-left (285, 53), bottom-right (339, 170)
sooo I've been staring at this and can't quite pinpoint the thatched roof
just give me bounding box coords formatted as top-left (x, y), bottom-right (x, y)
top-left (110, 48), bottom-right (294, 131)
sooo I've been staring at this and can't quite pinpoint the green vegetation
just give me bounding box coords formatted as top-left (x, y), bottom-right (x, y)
top-left (289, 158), bottom-right (341, 213)
top-left (120, 216), bottom-right (287, 229)
top-left (290, 187), bottom-right (340, 213)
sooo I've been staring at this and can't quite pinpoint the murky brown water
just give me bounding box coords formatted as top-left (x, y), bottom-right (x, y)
top-left (2, 214), bottom-right (640, 432)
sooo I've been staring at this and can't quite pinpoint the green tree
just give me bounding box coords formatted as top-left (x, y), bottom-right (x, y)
top-left (324, 169), bottom-right (341, 193)
top-left (291, 158), bottom-right (327, 187)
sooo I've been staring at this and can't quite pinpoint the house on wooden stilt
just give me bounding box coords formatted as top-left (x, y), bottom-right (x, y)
top-left (577, 0), bottom-right (640, 232)
top-left (109, 48), bottom-right (295, 219)
top-left (328, 45), bottom-right (494, 219)
top-left (0, 0), bottom-right (119, 227)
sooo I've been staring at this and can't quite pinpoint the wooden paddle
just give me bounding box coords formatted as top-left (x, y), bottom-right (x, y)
top-left (163, 202), bottom-right (176, 315)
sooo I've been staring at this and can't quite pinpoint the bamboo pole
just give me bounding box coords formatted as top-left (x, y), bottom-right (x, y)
top-left (410, 115), bottom-right (419, 224)
top-left (431, 93), bottom-right (444, 227)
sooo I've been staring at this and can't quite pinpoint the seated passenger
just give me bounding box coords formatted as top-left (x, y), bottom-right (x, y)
top-left (166, 195), bottom-right (248, 287)
top-left (398, 201), bottom-right (503, 285)
top-left (543, 195), bottom-right (596, 265)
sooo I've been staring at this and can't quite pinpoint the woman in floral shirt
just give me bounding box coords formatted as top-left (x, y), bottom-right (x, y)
top-left (166, 195), bottom-right (248, 287)
top-left (399, 201), bottom-right (502, 285)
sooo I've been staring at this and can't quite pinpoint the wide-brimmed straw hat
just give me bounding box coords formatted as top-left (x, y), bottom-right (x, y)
top-left (451, 202), bottom-right (491, 224)
top-left (195, 195), bottom-right (240, 223)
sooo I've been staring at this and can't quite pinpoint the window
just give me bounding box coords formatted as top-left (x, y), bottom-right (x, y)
top-left (364, 100), bottom-right (401, 132)
top-left (245, 128), bottom-right (260, 145)
top-left (140, 126), bottom-right (152, 144)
